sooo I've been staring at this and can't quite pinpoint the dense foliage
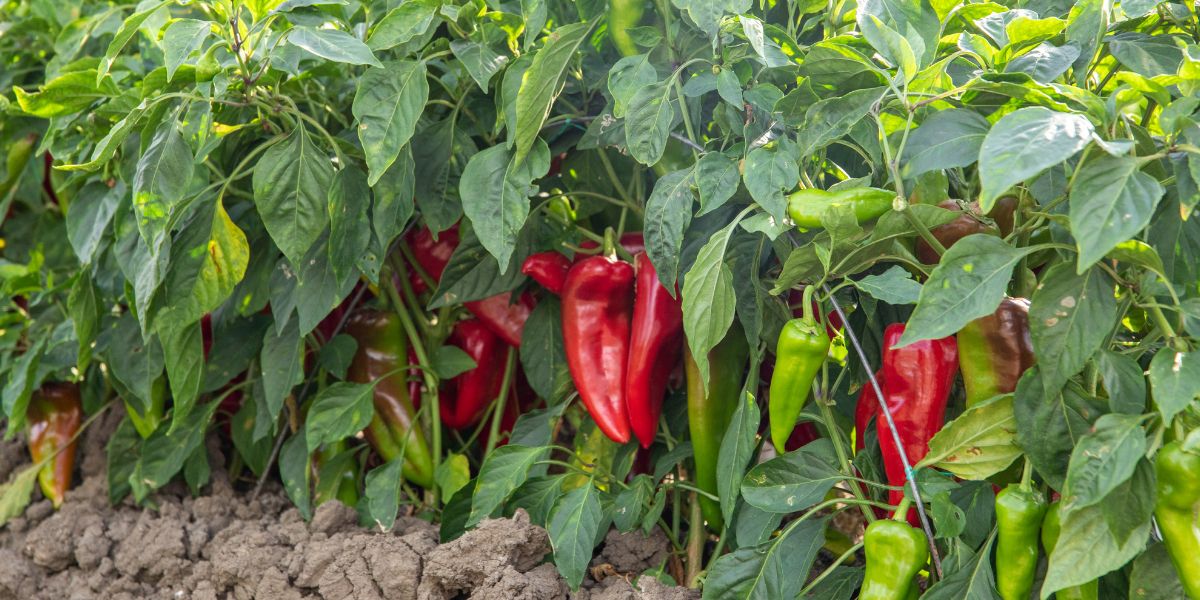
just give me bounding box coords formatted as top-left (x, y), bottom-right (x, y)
top-left (2, 0), bottom-right (1200, 596)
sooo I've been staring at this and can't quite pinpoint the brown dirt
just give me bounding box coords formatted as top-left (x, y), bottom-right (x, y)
top-left (0, 410), bottom-right (694, 600)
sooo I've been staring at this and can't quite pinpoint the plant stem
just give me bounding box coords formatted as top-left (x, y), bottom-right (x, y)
top-left (483, 347), bottom-right (517, 456)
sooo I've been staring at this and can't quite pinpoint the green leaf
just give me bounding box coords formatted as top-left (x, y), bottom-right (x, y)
top-left (449, 35), bottom-right (509, 91)
top-left (68, 272), bottom-right (101, 372)
top-left (1108, 32), bottom-right (1184, 76)
top-left (613, 475), bottom-right (654, 532)
top-left (1005, 42), bottom-right (1080, 83)
top-left (367, 0), bottom-right (439, 51)
top-left (0, 465), bottom-right (42, 527)
top-left (14, 70), bottom-right (118, 118)
top-left (435, 453), bottom-right (471, 501)
top-left (253, 129), bottom-right (334, 266)
top-left (260, 318), bottom-right (302, 433)
top-left (328, 165), bottom-right (371, 283)
top-left (1097, 350), bottom-right (1146, 414)
top-left (644, 168), bottom-right (696, 291)
top-left (317, 335), bottom-right (357, 380)
top-left (901, 108), bottom-right (989, 177)
top-left (898, 235), bottom-right (1034, 346)
top-left (519, 298), bottom-right (572, 403)
top-left (741, 441), bottom-right (842, 513)
top-left (163, 19), bottom-right (214, 82)
top-left (459, 141), bottom-right (550, 269)
top-left (716, 68), bottom-right (744, 107)
top-left (129, 401), bottom-right (219, 502)
top-left (58, 101), bottom-right (150, 172)
top-left (857, 0), bottom-right (940, 66)
top-left (1043, 501), bottom-right (1149, 598)
top-left (1060, 413), bottom-right (1146, 512)
top-left (703, 518), bottom-right (827, 599)
top-left (65, 181), bottom-right (123, 265)
top-left (104, 314), bottom-right (163, 418)
top-left (718, 393), bottom-right (762, 526)
top-left (1029, 264), bottom-right (1117, 397)
top-left (920, 536), bottom-right (999, 599)
top-left (795, 87), bottom-right (887, 157)
top-left (158, 200), bottom-right (250, 328)
top-left (230, 396), bottom-right (272, 476)
top-left (288, 27), bottom-right (382, 67)
top-left (510, 475), bottom-right (564, 525)
top-left (1068, 155), bottom-right (1164, 272)
top-left (548, 481), bottom-right (605, 590)
top-left (1128, 542), bottom-right (1188, 599)
top-left (468, 444), bottom-right (550, 526)
top-left (279, 429), bottom-right (312, 520)
top-left (851, 266), bottom-right (922, 304)
top-left (861, 16), bottom-right (917, 82)
top-left (429, 226), bottom-right (526, 308)
top-left (1013, 369), bottom-right (1104, 490)
top-left (624, 81), bottom-right (675, 167)
top-left (608, 53), bottom-right (657, 118)
top-left (743, 144), bottom-right (799, 222)
top-left (364, 459), bottom-right (404, 531)
top-left (134, 122), bottom-right (194, 257)
top-left (1148, 350), bottom-right (1200, 426)
top-left (977, 107), bottom-right (1094, 211)
top-left (353, 61), bottom-right (428, 186)
top-left (98, 0), bottom-right (169, 84)
top-left (371, 147), bottom-right (416, 254)
top-left (1, 337), bottom-right (44, 436)
top-left (696, 152), bottom-right (741, 216)
top-left (160, 320), bottom-right (204, 430)
top-left (681, 218), bottom-right (741, 388)
top-left (431, 345), bottom-right (477, 380)
top-left (304, 382), bottom-right (376, 452)
top-left (1065, 0), bottom-right (1109, 85)
top-left (918, 394), bottom-right (1021, 480)
top-left (512, 18), bottom-right (596, 164)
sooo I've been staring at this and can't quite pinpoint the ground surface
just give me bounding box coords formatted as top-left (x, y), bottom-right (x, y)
top-left (0, 410), bottom-right (697, 600)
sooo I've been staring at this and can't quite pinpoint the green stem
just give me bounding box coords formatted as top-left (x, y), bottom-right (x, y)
top-left (483, 347), bottom-right (517, 456)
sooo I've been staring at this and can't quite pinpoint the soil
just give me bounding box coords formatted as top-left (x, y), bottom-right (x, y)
top-left (0, 410), bottom-right (698, 600)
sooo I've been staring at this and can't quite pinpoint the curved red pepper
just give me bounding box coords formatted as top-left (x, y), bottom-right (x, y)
top-left (406, 224), bottom-right (459, 294)
top-left (854, 373), bottom-right (882, 453)
top-left (879, 323), bottom-right (958, 525)
top-left (440, 319), bottom-right (506, 429)
top-left (522, 251), bottom-right (573, 295)
top-left (625, 253), bottom-right (683, 448)
top-left (463, 291), bottom-right (534, 347)
top-left (562, 255), bottom-right (635, 443)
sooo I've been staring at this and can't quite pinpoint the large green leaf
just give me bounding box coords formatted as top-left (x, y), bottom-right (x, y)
top-left (252, 129), bottom-right (333, 266)
top-left (288, 27), bottom-right (382, 67)
top-left (133, 122), bottom-right (193, 257)
top-left (740, 441), bottom-right (842, 513)
top-left (977, 107), bottom-right (1093, 211)
top-left (901, 109), bottom-right (989, 176)
top-left (1068, 155), bottom-right (1163, 272)
top-left (703, 518), bottom-right (827, 599)
top-left (1029, 263), bottom-right (1117, 397)
top-left (304, 382), bottom-right (376, 452)
top-left (353, 61), bottom-right (428, 186)
top-left (459, 140), bottom-right (549, 269)
top-left (512, 19), bottom-right (596, 164)
top-left (645, 168), bottom-right (696, 291)
top-left (548, 481), bottom-right (605, 590)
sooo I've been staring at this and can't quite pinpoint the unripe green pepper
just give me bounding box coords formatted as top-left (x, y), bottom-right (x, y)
top-left (767, 289), bottom-right (829, 453)
top-left (861, 508), bottom-right (928, 600)
top-left (1154, 441), bottom-right (1200, 598)
top-left (787, 187), bottom-right (894, 229)
top-left (995, 484), bottom-right (1047, 600)
top-left (685, 323), bottom-right (749, 531)
top-left (1041, 500), bottom-right (1098, 600)
top-left (608, 0), bottom-right (645, 58)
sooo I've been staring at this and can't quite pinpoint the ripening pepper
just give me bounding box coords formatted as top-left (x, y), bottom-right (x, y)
top-left (440, 319), bottom-right (507, 430)
top-left (787, 187), bottom-right (894, 230)
top-left (995, 484), bottom-right (1047, 600)
top-left (879, 323), bottom-right (958, 524)
top-left (861, 511), bottom-right (928, 600)
top-left (768, 292), bottom-right (830, 453)
top-left (26, 383), bottom-right (82, 508)
top-left (957, 298), bottom-right (1034, 407)
top-left (1041, 500), bottom-right (1099, 600)
top-left (685, 325), bottom-right (749, 530)
top-left (346, 310), bottom-right (434, 488)
top-left (626, 253), bottom-right (684, 448)
top-left (915, 200), bottom-right (1000, 264)
top-left (1154, 441), bottom-right (1200, 598)
top-left (561, 252), bottom-right (636, 444)
top-left (521, 251), bottom-right (573, 295)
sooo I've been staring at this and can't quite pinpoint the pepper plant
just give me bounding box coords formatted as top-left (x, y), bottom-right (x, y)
top-left (2, 0), bottom-right (1200, 596)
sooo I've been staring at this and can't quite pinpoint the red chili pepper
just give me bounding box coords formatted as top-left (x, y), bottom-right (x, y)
top-left (855, 373), bottom-right (882, 453)
top-left (784, 422), bottom-right (821, 451)
top-left (27, 382), bottom-right (82, 508)
top-left (406, 224), bottom-right (459, 294)
top-left (879, 324), bottom-right (958, 525)
top-left (521, 251), bottom-right (573, 295)
top-left (625, 253), bottom-right (683, 448)
top-left (440, 319), bottom-right (507, 430)
top-left (562, 254), bottom-right (635, 443)
top-left (463, 291), bottom-right (534, 347)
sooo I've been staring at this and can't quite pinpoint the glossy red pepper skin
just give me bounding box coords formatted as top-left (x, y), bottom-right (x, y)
top-left (879, 323), bottom-right (958, 524)
top-left (625, 253), bottom-right (684, 448)
top-left (855, 373), bottom-right (882, 453)
top-left (27, 383), bottom-right (82, 508)
top-left (463, 291), bottom-right (534, 347)
top-left (440, 319), bottom-right (507, 430)
top-left (522, 251), bottom-right (573, 295)
top-left (406, 224), bottom-right (459, 294)
top-left (784, 422), bottom-right (821, 451)
top-left (562, 255), bottom-right (635, 444)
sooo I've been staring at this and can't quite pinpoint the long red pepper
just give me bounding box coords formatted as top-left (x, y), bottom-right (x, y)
top-left (625, 253), bottom-right (684, 448)
top-left (440, 319), bottom-right (507, 429)
top-left (561, 253), bottom-right (635, 443)
top-left (879, 324), bottom-right (957, 525)
top-left (406, 224), bottom-right (459, 294)
top-left (855, 373), bottom-right (882, 453)
top-left (521, 233), bottom-right (646, 296)
top-left (27, 382), bottom-right (82, 508)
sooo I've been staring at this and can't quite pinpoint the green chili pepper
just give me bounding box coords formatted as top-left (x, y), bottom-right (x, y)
top-left (608, 0), bottom-right (645, 58)
top-left (995, 484), bottom-right (1047, 600)
top-left (787, 187), bottom-right (894, 230)
top-left (767, 288), bottom-right (829, 453)
top-left (685, 323), bottom-right (749, 531)
top-left (1041, 500), bottom-right (1098, 600)
top-left (1154, 441), bottom-right (1200, 598)
top-left (861, 503), bottom-right (928, 600)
